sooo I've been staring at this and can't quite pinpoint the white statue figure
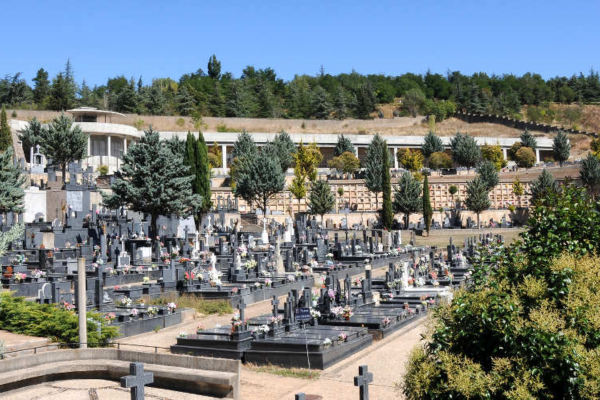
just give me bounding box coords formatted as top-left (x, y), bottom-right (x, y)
top-left (261, 218), bottom-right (269, 244)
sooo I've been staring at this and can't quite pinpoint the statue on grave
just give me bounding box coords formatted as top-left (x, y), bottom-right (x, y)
top-left (275, 236), bottom-right (285, 275)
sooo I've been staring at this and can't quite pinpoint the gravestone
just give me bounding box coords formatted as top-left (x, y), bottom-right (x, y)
top-left (120, 362), bottom-right (154, 400)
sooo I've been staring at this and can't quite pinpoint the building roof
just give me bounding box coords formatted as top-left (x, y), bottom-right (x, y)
top-left (67, 107), bottom-right (125, 117)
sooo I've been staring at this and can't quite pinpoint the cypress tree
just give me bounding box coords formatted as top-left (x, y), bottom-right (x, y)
top-left (465, 177), bottom-right (491, 229)
top-left (307, 179), bottom-right (335, 222)
top-left (39, 113), bottom-right (87, 183)
top-left (520, 129), bottom-right (538, 149)
top-left (393, 172), bottom-right (422, 228)
top-left (553, 131), bottom-right (571, 167)
top-left (421, 131), bottom-right (444, 161)
top-left (381, 141), bottom-right (394, 230)
top-left (530, 169), bottom-right (559, 204)
top-left (477, 160), bottom-right (499, 191)
top-left (103, 127), bottom-right (201, 239)
top-left (195, 132), bottom-right (212, 222)
top-left (364, 134), bottom-right (385, 208)
top-left (0, 147), bottom-right (26, 214)
top-left (0, 106), bottom-right (13, 152)
top-left (422, 174), bottom-right (432, 236)
top-left (334, 134), bottom-right (355, 157)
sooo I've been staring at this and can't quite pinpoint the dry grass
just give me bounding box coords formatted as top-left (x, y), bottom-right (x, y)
top-left (245, 363), bottom-right (320, 379)
top-left (412, 228), bottom-right (524, 248)
top-left (149, 293), bottom-right (233, 316)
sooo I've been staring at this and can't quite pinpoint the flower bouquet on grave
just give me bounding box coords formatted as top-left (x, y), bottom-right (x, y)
top-left (254, 282), bottom-right (261, 289)
top-left (208, 268), bottom-right (223, 287)
top-left (322, 338), bottom-right (332, 349)
top-left (185, 271), bottom-right (195, 283)
top-left (120, 296), bottom-right (133, 307)
top-left (197, 324), bottom-right (205, 333)
top-left (147, 306), bottom-right (159, 317)
top-left (61, 300), bottom-right (75, 311)
top-left (244, 259), bottom-right (257, 271)
top-left (403, 302), bottom-right (410, 310)
top-left (104, 312), bottom-right (116, 325)
top-left (230, 287), bottom-right (239, 295)
top-left (13, 272), bottom-right (26, 283)
top-left (382, 292), bottom-right (394, 300)
top-left (342, 306), bottom-right (353, 320)
top-left (270, 315), bottom-right (283, 326)
top-left (179, 257), bottom-right (191, 264)
top-left (430, 270), bottom-right (438, 280)
top-left (432, 280), bottom-right (439, 287)
top-left (264, 278), bottom-right (272, 288)
top-left (286, 274), bottom-right (296, 283)
top-left (327, 289), bottom-right (336, 301)
top-left (311, 289), bottom-right (319, 306)
top-left (231, 314), bottom-right (243, 333)
top-left (178, 332), bottom-right (187, 338)
top-left (382, 317), bottom-right (391, 327)
top-left (130, 308), bottom-right (139, 320)
top-left (310, 308), bottom-right (321, 319)
top-left (143, 276), bottom-right (150, 284)
top-left (167, 302), bottom-right (177, 314)
top-left (32, 269), bottom-right (44, 279)
top-left (136, 266), bottom-right (144, 274)
top-left (407, 277), bottom-right (415, 286)
top-left (123, 265), bottom-right (131, 274)
top-left (337, 333), bottom-right (348, 343)
top-left (353, 277), bottom-right (363, 287)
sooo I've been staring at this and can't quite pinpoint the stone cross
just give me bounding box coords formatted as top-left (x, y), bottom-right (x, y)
top-left (354, 364), bottom-right (373, 400)
top-left (271, 295), bottom-right (279, 318)
top-left (120, 362), bottom-right (154, 400)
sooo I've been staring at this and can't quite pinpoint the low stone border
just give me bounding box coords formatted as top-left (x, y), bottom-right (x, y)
top-left (0, 348), bottom-right (241, 399)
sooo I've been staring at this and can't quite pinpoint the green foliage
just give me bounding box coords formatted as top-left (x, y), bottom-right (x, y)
top-left (0, 105), bottom-right (12, 152)
top-left (520, 129), bottom-right (538, 149)
top-left (289, 141), bottom-right (321, 209)
top-left (508, 141), bottom-right (522, 161)
top-left (579, 152), bottom-right (600, 198)
top-left (552, 130), bottom-right (571, 166)
top-left (0, 147), bottom-right (22, 214)
top-left (328, 151), bottom-right (360, 174)
top-left (529, 169), bottom-right (559, 204)
top-left (97, 165), bottom-right (109, 176)
top-left (480, 143), bottom-right (507, 170)
top-left (477, 160), bottom-right (499, 191)
top-left (421, 131), bottom-right (444, 159)
top-left (18, 117), bottom-right (44, 162)
top-left (0, 292), bottom-right (119, 345)
top-left (266, 130), bottom-right (296, 172)
top-left (334, 134), bottom-right (355, 157)
top-left (233, 145), bottom-right (285, 214)
top-left (515, 146), bottom-right (536, 168)
top-left (448, 185), bottom-right (458, 197)
top-left (364, 134), bottom-right (385, 208)
top-left (133, 119), bottom-right (145, 130)
top-left (465, 177), bottom-right (490, 227)
top-left (102, 127), bottom-right (201, 236)
top-left (422, 174), bottom-right (432, 234)
top-left (381, 142), bottom-right (393, 230)
top-left (307, 179), bottom-right (335, 221)
top-left (207, 54), bottom-right (221, 80)
top-left (232, 130), bottom-right (258, 160)
top-left (393, 172), bottom-right (422, 227)
top-left (311, 86), bottom-right (331, 119)
top-left (184, 132), bottom-right (212, 227)
top-left (403, 88), bottom-right (426, 117)
top-left (512, 178), bottom-right (524, 197)
top-left (450, 132), bottom-right (481, 168)
top-left (40, 113), bottom-right (87, 182)
top-left (49, 72), bottom-right (76, 111)
top-left (397, 148), bottom-right (424, 172)
top-left (428, 152), bottom-right (452, 170)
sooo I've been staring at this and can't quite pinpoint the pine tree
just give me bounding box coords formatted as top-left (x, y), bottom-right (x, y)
top-left (332, 86), bottom-right (348, 120)
top-left (530, 169), bottom-right (559, 204)
top-left (450, 132), bottom-right (481, 168)
top-left (553, 131), bottom-right (571, 167)
top-left (354, 82), bottom-right (376, 119)
top-left (177, 85), bottom-right (196, 116)
top-left (393, 172), bottom-right (422, 228)
top-left (0, 106), bottom-right (12, 152)
top-left (311, 86), bottom-right (331, 119)
top-left (18, 117), bottom-right (44, 162)
top-left (145, 85), bottom-right (166, 115)
top-left (381, 141), bottom-right (394, 230)
top-left (421, 131), bottom-right (444, 161)
top-left (465, 177), bottom-right (491, 229)
top-left (115, 80), bottom-right (138, 114)
top-left (422, 174), bottom-right (432, 236)
top-left (364, 134), bottom-right (385, 208)
top-left (32, 68), bottom-right (50, 105)
top-left (307, 179), bottom-right (335, 222)
top-left (232, 130), bottom-right (258, 160)
top-left (0, 147), bottom-right (25, 214)
top-left (207, 54), bottom-right (222, 80)
top-left (233, 145), bottom-right (285, 215)
top-left (102, 127), bottom-right (201, 238)
top-left (79, 79), bottom-right (93, 106)
top-left (477, 160), bottom-right (499, 191)
top-left (39, 113), bottom-right (87, 183)
top-left (520, 129), bottom-right (538, 149)
top-left (208, 81), bottom-right (225, 117)
top-left (267, 130), bottom-right (296, 172)
top-left (580, 153), bottom-right (600, 199)
top-left (165, 135), bottom-right (186, 157)
top-left (334, 134), bottom-right (355, 157)
top-left (49, 73), bottom-right (75, 111)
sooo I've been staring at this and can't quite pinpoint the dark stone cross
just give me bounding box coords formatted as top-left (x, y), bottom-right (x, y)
top-left (120, 362), bottom-right (154, 400)
top-left (238, 298), bottom-right (247, 328)
top-left (271, 295), bottom-right (279, 318)
top-left (354, 364), bottom-right (374, 400)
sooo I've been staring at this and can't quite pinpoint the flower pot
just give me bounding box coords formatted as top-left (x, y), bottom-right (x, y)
top-left (344, 316), bottom-right (350, 321)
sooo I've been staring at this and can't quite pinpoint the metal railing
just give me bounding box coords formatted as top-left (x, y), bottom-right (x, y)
top-left (0, 341), bottom-right (170, 359)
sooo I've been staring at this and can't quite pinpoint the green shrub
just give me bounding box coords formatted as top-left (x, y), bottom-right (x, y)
top-left (97, 165), bottom-right (109, 176)
top-left (515, 146), bottom-right (536, 168)
top-left (402, 186), bottom-right (600, 399)
top-left (176, 117), bottom-right (185, 127)
top-left (216, 124), bottom-right (240, 133)
top-left (0, 292), bottom-right (119, 345)
top-left (428, 151), bottom-right (452, 170)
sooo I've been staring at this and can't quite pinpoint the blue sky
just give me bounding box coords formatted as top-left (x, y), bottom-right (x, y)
top-left (2, 0), bottom-right (599, 86)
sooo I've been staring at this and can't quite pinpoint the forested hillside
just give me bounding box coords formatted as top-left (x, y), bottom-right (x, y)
top-left (2, 55), bottom-right (600, 122)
